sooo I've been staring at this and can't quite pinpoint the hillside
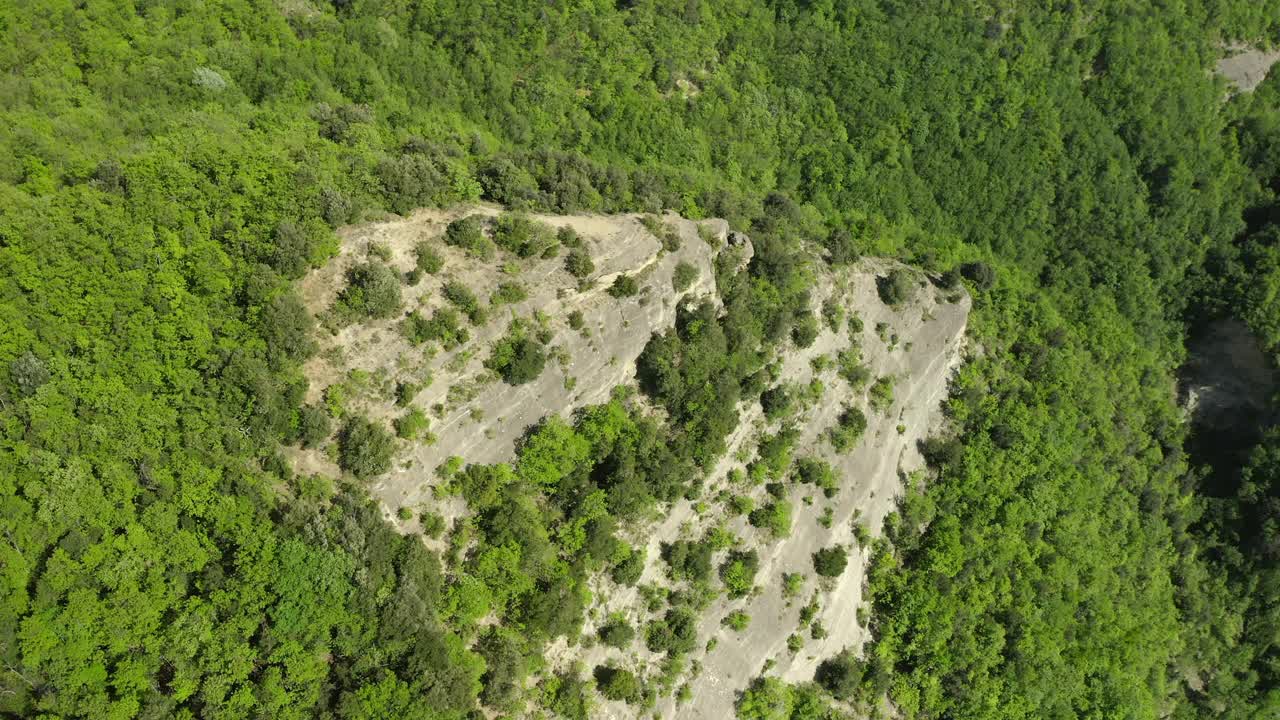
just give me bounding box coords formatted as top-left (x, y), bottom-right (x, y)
top-left (294, 207), bottom-right (968, 717)
top-left (3, 2), bottom-right (1279, 719)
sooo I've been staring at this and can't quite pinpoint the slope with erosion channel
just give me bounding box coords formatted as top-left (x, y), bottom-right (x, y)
top-left (292, 207), bottom-right (969, 717)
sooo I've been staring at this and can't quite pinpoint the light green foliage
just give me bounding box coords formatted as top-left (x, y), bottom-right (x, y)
top-left (722, 611), bottom-right (751, 632)
top-left (836, 347), bottom-right (871, 389)
top-left (3, 1), bottom-right (1276, 718)
top-left (869, 376), bottom-right (895, 411)
top-left (394, 407), bottom-right (430, 440)
top-left (719, 549), bottom-right (759, 598)
top-left (493, 212), bottom-right (556, 258)
top-left (749, 499), bottom-right (793, 539)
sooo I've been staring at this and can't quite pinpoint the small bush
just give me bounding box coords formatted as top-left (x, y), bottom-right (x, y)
top-left (672, 261), bottom-right (698, 292)
top-left (869, 376), bottom-right (895, 411)
top-left (722, 610), bottom-right (750, 632)
top-left (837, 348), bottom-right (871, 388)
top-left (748, 499), bottom-right (793, 539)
top-left (877, 268), bottom-right (916, 306)
top-left (598, 615), bottom-right (636, 649)
top-left (608, 273), bottom-right (639, 298)
top-left (493, 212), bottom-right (556, 257)
top-left (611, 545), bottom-right (646, 586)
top-left (486, 320), bottom-right (547, 385)
top-left (827, 406), bottom-right (867, 452)
top-left (442, 280), bottom-right (486, 324)
top-left (794, 457), bottom-right (838, 498)
top-left (564, 247), bottom-right (595, 279)
top-left (395, 408), bottom-right (430, 439)
top-left (812, 545), bottom-right (849, 577)
top-left (645, 607), bottom-right (698, 655)
top-left (961, 261), bottom-right (996, 290)
top-left (420, 511), bottom-right (447, 538)
top-left (336, 261), bottom-right (402, 319)
top-left (490, 281), bottom-right (529, 306)
top-left (719, 549), bottom-right (760, 598)
top-left (443, 215), bottom-right (495, 259)
top-left (338, 416), bottom-right (395, 478)
top-left (815, 650), bottom-right (865, 701)
top-left (402, 307), bottom-right (470, 349)
top-left (821, 297), bottom-right (845, 332)
top-left (594, 666), bottom-right (642, 704)
top-left (791, 311), bottom-right (820, 348)
top-left (413, 240), bottom-right (444, 274)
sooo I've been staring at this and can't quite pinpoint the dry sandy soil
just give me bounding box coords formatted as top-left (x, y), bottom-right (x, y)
top-left (294, 208), bottom-right (970, 718)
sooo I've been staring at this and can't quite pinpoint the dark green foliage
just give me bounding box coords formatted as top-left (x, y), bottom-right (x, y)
top-left (749, 500), bottom-right (793, 539)
top-left (477, 628), bottom-right (527, 709)
top-left (961, 261), bottom-right (996, 290)
top-left (821, 298), bottom-right (845, 333)
top-left (812, 546), bottom-right (848, 577)
top-left (338, 415), bottom-right (396, 479)
top-left (403, 307), bottom-right (470, 349)
top-left (486, 321), bottom-right (547, 386)
top-left (337, 262), bottom-right (402, 320)
top-left (794, 457), bottom-right (839, 499)
top-left (261, 292), bottom-right (317, 365)
top-left (791, 311), bottom-right (820, 349)
top-left (608, 274), bottom-right (640, 298)
top-left (444, 215), bottom-right (495, 260)
top-left (442, 280), bottom-right (486, 324)
top-left (645, 607), bottom-right (699, 656)
top-left (568, 310), bottom-right (586, 331)
top-left (564, 247), bottom-right (595, 279)
top-left (662, 538), bottom-right (714, 583)
top-left (611, 545), bottom-right (646, 586)
top-left (421, 511), bottom-right (447, 539)
top-left (824, 228), bottom-right (859, 264)
top-left (877, 269), bottom-right (916, 307)
top-left (827, 406), bottom-right (868, 452)
top-left (815, 650), bottom-right (864, 701)
top-left (598, 615), bottom-right (636, 648)
top-left (296, 404), bottom-right (332, 448)
top-left (760, 385), bottom-right (794, 420)
top-left (594, 666), bottom-right (642, 704)
top-left (270, 219), bottom-right (333, 279)
top-left (673, 261), bottom-right (699, 292)
top-left (719, 549), bottom-right (760, 598)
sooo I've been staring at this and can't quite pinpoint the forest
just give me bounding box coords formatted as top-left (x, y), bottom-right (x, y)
top-left (1, 0), bottom-right (1279, 718)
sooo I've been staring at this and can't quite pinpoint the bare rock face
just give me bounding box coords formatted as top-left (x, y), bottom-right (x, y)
top-left (294, 208), bottom-right (970, 719)
top-left (1215, 45), bottom-right (1280, 93)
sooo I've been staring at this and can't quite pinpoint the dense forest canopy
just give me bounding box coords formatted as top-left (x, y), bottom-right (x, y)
top-left (2, 0), bottom-right (1279, 718)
